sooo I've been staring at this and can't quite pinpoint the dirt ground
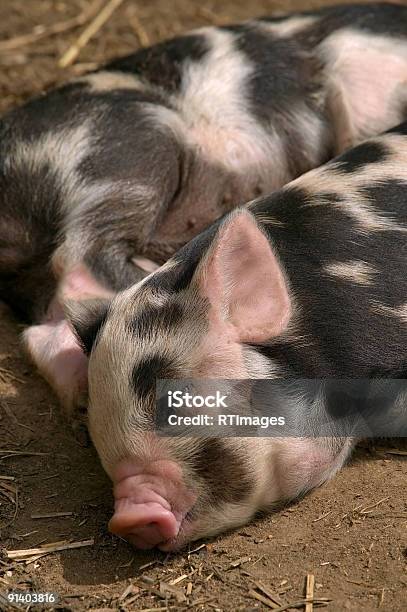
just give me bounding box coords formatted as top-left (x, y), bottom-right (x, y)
top-left (0, 0), bottom-right (406, 610)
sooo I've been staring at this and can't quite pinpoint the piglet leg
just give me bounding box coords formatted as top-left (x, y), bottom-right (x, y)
top-left (23, 265), bottom-right (114, 417)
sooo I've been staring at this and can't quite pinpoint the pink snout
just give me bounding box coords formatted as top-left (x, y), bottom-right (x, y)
top-left (108, 460), bottom-right (196, 550)
top-left (109, 497), bottom-right (180, 549)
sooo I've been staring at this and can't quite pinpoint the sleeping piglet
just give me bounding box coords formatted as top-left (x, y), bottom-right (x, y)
top-left (1, 3), bottom-right (407, 414)
top-left (67, 122), bottom-right (407, 549)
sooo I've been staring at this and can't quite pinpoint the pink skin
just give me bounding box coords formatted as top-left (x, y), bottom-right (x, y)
top-left (24, 314), bottom-right (89, 409)
top-left (109, 460), bottom-right (197, 551)
top-left (24, 265), bottom-right (114, 411)
top-left (24, 259), bottom-right (161, 411)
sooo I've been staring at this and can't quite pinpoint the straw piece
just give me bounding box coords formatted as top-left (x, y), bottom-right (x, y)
top-left (169, 574), bottom-right (188, 585)
top-left (360, 497), bottom-right (389, 515)
top-left (129, 13), bottom-right (150, 47)
top-left (0, 0), bottom-right (102, 52)
top-left (252, 580), bottom-right (282, 607)
top-left (59, 0), bottom-right (125, 68)
top-left (249, 589), bottom-right (280, 609)
top-left (313, 511), bottom-right (332, 523)
top-left (305, 574), bottom-right (315, 612)
top-left (25, 553), bottom-right (49, 565)
top-left (229, 556), bottom-right (251, 568)
top-left (31, 511), bottom-right (73, 519)
top-left (269, 598), bottom-right (330, 612)
top-left (0, 449), bottom-right (48, 456)
top-left (6, 538), bottom-right (94, 559)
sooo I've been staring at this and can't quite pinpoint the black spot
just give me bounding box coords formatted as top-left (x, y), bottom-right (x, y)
top-left (192, 438), bottom-right (254, 504)
top-left (147, 219), bottom-right (221, 294)
top-left (281, 3), bottom-right (407, 46)
top-left (259, 12), bottom-right (296, 24)
top-left (78, 98), bottom-right (181, 186)
top-left (388, 119), bottom-right (407, 137)
top-left (0, 156), bottom-right (63, 321)
top-left (254, 185), bottom-right (310, 215)
top-left (361, 179), bottom-right (407, 225)
top-left (149, 259), bottom-right (198, 294)
top-left (220, 22), bottom-right (333, 178)
top-left (1, 82), bottom-right (90, 142)
top-left (222, 23), bottom-right (321, 125)
top-left (72, 299), bottom-right (110, 356)
top-left (252, 186), bottom-right (322, 237)
top-left (104, 34), bottom-right (210, 93)
top-left (131, 355), bottom-right (177, 401)
top-left (335, 141), bottom-right (389, 174)
top-left (128, 302), bottom-right (184, 337)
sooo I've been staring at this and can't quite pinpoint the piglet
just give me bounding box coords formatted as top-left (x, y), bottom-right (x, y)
top-left (66, 121), bottom-right (407, 549)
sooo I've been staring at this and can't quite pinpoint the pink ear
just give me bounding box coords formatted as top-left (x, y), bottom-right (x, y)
top-left (199, 210), bottom-right (291, 343)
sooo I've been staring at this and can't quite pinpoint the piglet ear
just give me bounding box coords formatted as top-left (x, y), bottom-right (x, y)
top-left (198, 210), bottom-right (291, 343)
top-left (64, 298), bottom-right (111, 355)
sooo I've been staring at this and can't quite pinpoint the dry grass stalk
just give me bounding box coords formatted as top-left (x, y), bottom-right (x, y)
top-left (249, 589), bottom-right (280, 609)
top-left (269, 598), bottom-right (330, 612)
top-left (6, 538), bottom-right (94, 560)
top-left (360, 497), bottom-right (389, 515)
top-left (0, 479), bottom-right (17, 501)
top-left (0, 449), bottom-right (48, 457)
top-left (25, 553), bottom-right (49, 565)
top-left (129, 12), bottom-right (150, 47)
top-left (0, 367), bottom-right (23, 385)
top-left (305, 574), bottom-right (315, 612)
top-left (252, 579), bottom-right (282, 607)
top-left (229, 555), bottom-right (251, 568)
top-left (0, 0), bottom-right (103, 52)
top-left (124, 593), bottom-right (142, 606)
top-left (31, 511), bottom-right (73, 519)
top-left (313, 511), bottom-right (332, 523)
top-left (0, 478), bottom-right (18, 529)
top-left (169, 574), bottom-right (188, 585)
top-left (59, 0), bottom-right (125, 68)
top-left (159, 581), bottom-right (186, 603)
top-left (1, 400), bottom-right (35, 433)
top-left (139, 560), bottom-right (159, 570)
top-left (188, 543), bottom-right (206, 554)
top-left (119, 583), bottom-right (139, 601)
top-left (41, 539), bottom-right (71, 548)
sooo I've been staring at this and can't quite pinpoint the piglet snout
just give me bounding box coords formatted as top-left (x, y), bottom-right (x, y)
top-left (109, 460), bottom-right (196, 550)
top-left (109, 496), bottom-right (179, 549)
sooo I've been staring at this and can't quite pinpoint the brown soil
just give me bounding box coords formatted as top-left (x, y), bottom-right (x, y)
top-left (0, 1), bottom-right (406, 610)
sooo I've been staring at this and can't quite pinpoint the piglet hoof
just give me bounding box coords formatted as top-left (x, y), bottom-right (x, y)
top-left (71, 418), bottom-right (91, 447)
top-left (69, 396), bottom-right (91, 447)
top-left (23, 318), bottom-right (90, 416)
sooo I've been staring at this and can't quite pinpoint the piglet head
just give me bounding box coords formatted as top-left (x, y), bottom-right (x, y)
top-left (66, 210), bottom-right (317, 550)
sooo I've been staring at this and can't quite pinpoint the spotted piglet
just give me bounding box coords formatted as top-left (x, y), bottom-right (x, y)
top-left (68, 123), bottom-right (407, 549)
top-left (2, 2), bottom-right (407, 415)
